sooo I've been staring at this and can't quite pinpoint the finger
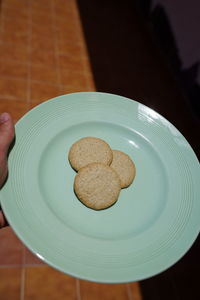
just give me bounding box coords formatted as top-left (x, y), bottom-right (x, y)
top-left (0, 210), bottom-right (8, 228)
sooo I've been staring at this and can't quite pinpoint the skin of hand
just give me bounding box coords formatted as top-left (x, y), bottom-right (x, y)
top-left (0, 113), bottom-right (15, 228)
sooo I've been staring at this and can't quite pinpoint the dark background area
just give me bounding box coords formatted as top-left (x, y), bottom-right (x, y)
top-left (77, 0), bottom-right (199, 299)
top-left (77, 0), bottom-right (200, 157)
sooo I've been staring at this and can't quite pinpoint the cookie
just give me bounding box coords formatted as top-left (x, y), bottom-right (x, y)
top-left (110, 150), bottom-right (136, 188)
top-left (68, 137), bottom-right (113, 171)
top-left (74, 162), bottom-right (121, 210)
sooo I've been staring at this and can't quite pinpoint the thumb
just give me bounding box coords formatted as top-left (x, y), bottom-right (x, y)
top-left (0, 113), bottom-right (15, 187)
top-left (0, 112), bottom-right (15, 154)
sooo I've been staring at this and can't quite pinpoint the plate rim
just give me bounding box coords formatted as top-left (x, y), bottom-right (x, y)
top-left (1, 92), bottom-right (200, 283)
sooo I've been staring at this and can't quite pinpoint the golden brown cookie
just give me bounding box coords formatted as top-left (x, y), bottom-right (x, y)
top-left (74, 162), bottom-right (121, 210)
top-left (68, 137), bottom-right (113, 171)
top-left (110, 150), bottom-right (136, 188)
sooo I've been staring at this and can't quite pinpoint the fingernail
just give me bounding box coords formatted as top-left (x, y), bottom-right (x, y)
top-left (0, 112), bottom-right (10, 124)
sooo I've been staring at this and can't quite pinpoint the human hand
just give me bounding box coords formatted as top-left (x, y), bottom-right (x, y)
top-left (0, 113), bottom-right (15, 228)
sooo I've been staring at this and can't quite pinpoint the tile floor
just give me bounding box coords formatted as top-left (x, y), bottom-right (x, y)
top-left (0, 0), bottom-right (142, 299)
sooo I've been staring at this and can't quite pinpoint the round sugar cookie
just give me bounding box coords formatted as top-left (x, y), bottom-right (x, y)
top-left (110, 150), bottom-right (136, 188)
top-left (74, 163), bottom-right (121, 210)
top-left (68, 137), bottom-right (113, 171)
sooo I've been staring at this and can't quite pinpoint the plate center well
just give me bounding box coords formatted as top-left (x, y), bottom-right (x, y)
top-left (38, 121), bottom-right (168, 240)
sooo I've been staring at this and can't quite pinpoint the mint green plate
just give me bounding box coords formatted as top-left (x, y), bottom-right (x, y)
top-left (1, 92), bottom-right (199, 282)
